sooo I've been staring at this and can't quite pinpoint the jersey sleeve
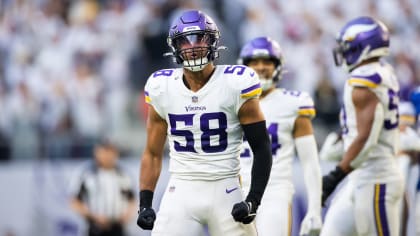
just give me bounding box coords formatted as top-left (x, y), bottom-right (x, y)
top-left (347, 73), bottom-right (382, 88)
top-left (144, 69), bottom-right (171, 118)
top-left (232, 66), bottom-right (262, 112)
top-left (119, 171), bottom-right (135, 200)
top-left (296, 92), bottom-right (316, 119)
top-left (68, 166), bottom-right (88, 200)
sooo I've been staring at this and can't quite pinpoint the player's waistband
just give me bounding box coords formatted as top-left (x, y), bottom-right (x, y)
top-left (171, 171), bottom-right (239, 181)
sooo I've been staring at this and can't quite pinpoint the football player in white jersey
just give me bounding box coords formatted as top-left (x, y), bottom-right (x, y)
top-left (238, 37), bottom-right (322, 236)
top-left (136, 10), bottom-right (273, 236)
top-left (321, 16), bottom-right (404, 236)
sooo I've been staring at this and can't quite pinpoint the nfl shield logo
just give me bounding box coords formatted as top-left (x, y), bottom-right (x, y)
top-left (192, 96), bottom-right (198, 103)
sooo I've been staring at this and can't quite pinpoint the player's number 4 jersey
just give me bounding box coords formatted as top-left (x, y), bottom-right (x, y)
top-left (240, 89), bottom-right (316, 188)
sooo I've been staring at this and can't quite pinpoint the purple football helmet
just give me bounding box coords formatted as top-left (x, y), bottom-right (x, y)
top-left (333, 16), bottom-right (390, 71)
top-left (167, 10), bottom-right (223, 72)
top-left (238, 37), bottom-right (284, 87)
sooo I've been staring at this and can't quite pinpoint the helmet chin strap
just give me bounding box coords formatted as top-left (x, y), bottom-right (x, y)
top-left (183, 57), bottom-right (209, 72)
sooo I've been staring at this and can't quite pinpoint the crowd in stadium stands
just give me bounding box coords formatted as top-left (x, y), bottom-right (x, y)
top-left (0, 0), bottom-right (419, 160)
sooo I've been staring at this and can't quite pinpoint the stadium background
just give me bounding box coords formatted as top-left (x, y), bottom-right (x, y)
top-left (0, 0), bottom-right (419, 235)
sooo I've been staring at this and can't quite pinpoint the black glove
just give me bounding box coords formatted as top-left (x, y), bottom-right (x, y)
top-left (322, 166), bottom-right (347, 206)
top-left (137, 207), bottom-right (156, 230)
top-left (231, 201), bottom-right (258, 224)
top-left (137, 190), bottom-right (156, 230)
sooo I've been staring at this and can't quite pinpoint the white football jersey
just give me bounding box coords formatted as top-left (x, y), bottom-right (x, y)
top-left (145, 65), bottom-right (261, 181)
top-left (240, 88), bottom-right (316, 192)
top-left (340, 61), bottom-right (401, 183)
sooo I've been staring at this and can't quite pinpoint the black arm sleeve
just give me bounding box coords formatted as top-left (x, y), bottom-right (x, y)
top-left (242, 120), bottom-right (272, 206)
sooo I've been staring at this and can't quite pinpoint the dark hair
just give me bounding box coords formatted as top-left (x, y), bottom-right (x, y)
top-left (96, 138), bottom-right (118, 150)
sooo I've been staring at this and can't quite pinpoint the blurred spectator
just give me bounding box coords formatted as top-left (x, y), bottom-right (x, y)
top-left (313, 75), bottom-right (341, 147)
top-left (313, 76), bottom-right (341, 126)
top-left (0, 0), bottom-right (419, 159)
top-left (68, 52), bottom-right (105, 158)
top-left (70, 138), bottom-right (136, 236)
top-left (8, 81), bottom-right (41, 160)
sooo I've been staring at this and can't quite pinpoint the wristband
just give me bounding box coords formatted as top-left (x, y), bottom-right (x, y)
top-left (140, 190), bottom-right (154, 208)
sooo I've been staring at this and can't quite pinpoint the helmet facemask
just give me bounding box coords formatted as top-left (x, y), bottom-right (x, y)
top-left (166, 10), bottom-right (225, 72)
top-left (168, 31), bottom-right (218, 71)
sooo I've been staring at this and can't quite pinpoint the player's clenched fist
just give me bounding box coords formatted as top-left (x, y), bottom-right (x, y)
top-left (231, 201), bottom-right (257, 224)
top-left (137, 190), bottom-right (156, 230)
top-left (137, 207), bottom-right (156, 230)
top-left (322, 166), bottom-right (347, 206)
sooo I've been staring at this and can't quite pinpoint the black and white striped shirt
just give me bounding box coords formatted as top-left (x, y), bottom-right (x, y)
top-left (71, 162), bottom-right (135, 220)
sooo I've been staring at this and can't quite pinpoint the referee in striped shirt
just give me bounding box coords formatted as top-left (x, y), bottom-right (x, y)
top-left (70, 139), bottom-right (136, 236)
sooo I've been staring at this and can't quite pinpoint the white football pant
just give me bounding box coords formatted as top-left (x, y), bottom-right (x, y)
top-left (152, 176), bottom-right (257, 236)
top-left (255, 186), bottom-right (293, 236)
top-left (321, 180), bottom-right (403, 236)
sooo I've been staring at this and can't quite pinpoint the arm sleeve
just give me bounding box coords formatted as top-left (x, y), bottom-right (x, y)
top-left (295, 135), bottom-right (322, 215)
top-left (242, 120), bottom-right (272, 206)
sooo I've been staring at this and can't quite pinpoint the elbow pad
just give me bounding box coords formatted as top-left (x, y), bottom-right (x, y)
top-left (350, 103), bottom-right (384, 168)
top-left (242, 120), bottom-right (272, 206)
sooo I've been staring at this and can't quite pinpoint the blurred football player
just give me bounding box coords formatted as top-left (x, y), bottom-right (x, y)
top-left (136, 10), bottom-right (272, 236)
top-left (410, 86), bottom-right (420, 132)
top-left (238, 37), bottom-right (322, 236)
top-left (321, 16), bottom-right (404, 236)
top-left (398, 101), bottom-right (420, 157)
top-left (397, 101), bottom-right (420, 235)
top-left (409, 88), bottom-right (420, 235)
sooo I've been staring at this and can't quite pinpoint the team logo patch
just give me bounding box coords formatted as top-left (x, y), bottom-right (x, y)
top-left (192, 96), bottom-right (198, 103)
